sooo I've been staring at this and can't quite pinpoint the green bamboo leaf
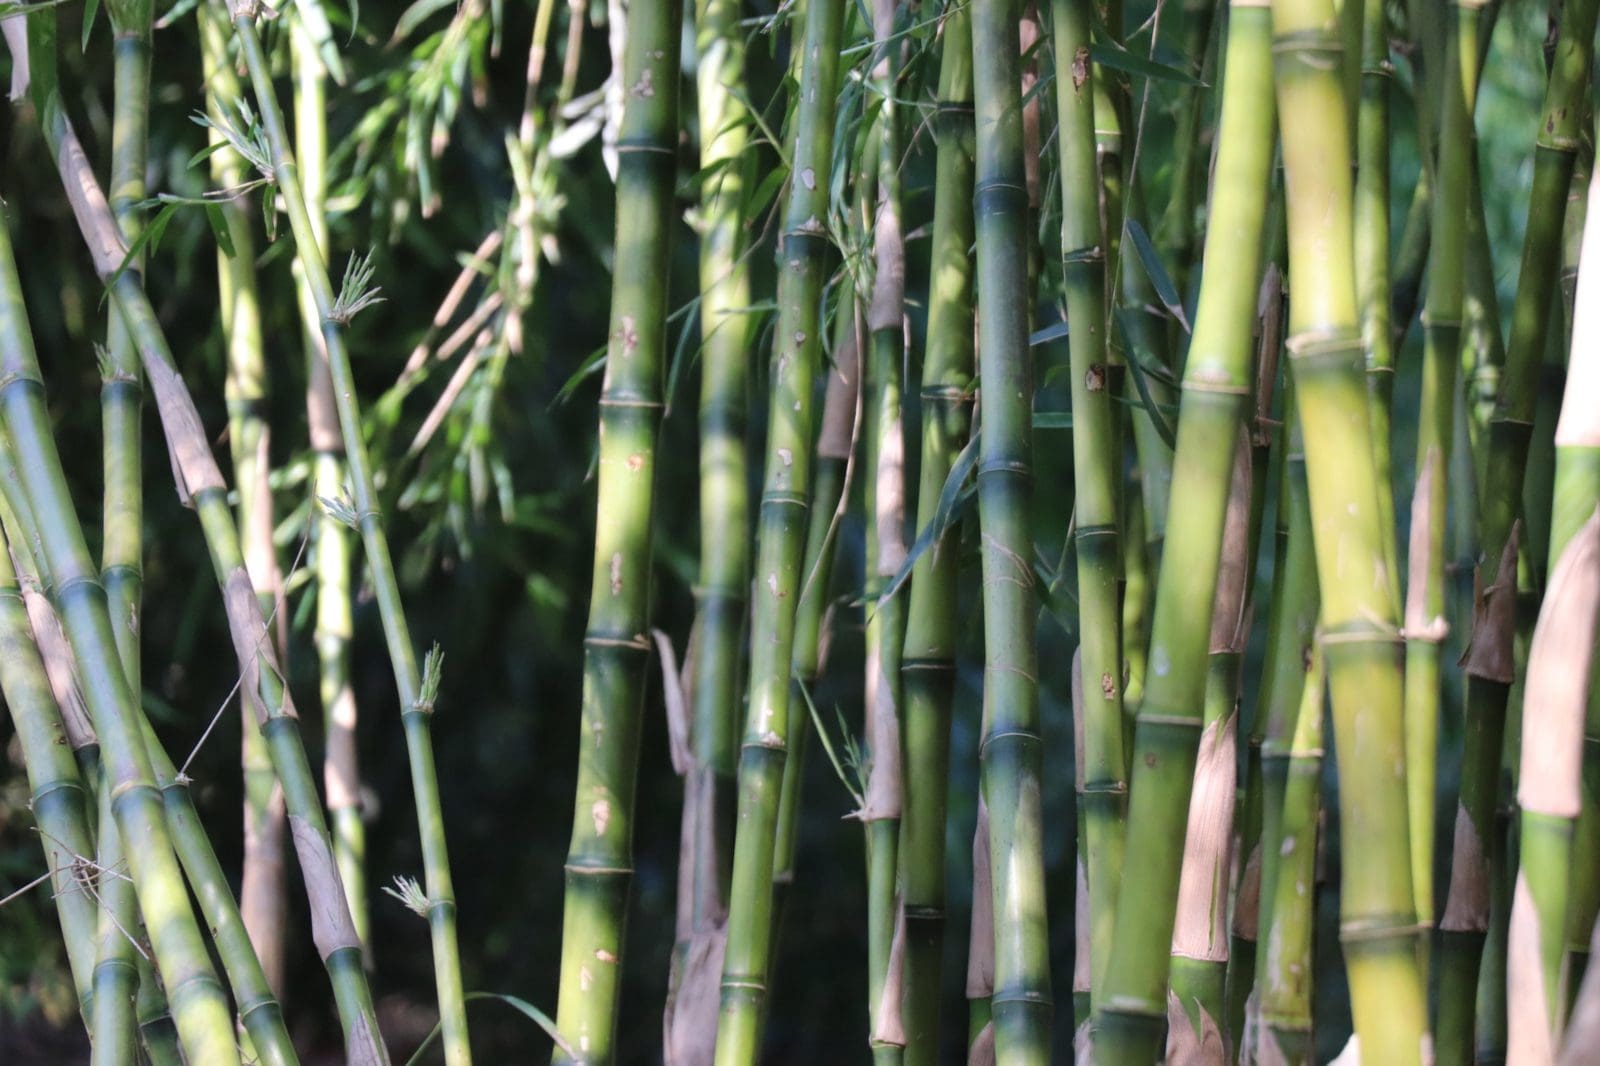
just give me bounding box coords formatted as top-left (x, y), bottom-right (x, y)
top-left (1125, 218), bottom-right (1191, 332)
top-left (1087, 41), bottom-right (1203, 86)
top-left (393, 0), bottom-right (455, 39)
top-left (873, 434), bottom-right (979, 610)
top-left (80, 0), bottom-right (99, 51)
top-left (104, 200), bottom-right (179, 293)
top-left (403, 992), bottom-right (574, 1064)
top-left (1113, 309), bottom-right (1178, 450)
top-left (203, 203), bottom-right (235, 260)
top-left (552, 344), bottom-right (607, 406)
top-left (796, 681), bottom-right (865, 809)
top-left (1029, 320), bottom-right (1070, 346)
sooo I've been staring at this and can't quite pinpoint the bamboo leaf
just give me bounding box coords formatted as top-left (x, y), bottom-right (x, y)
top-left (797, 681), bottom-right (865, 809)
top-left (1114, 309), bottom-right (1178, 449)
top-left (1029, 320), bottom-right (1070, 346)
top-left (80, 0), bottom-right (99, 51)
top-left (1125, 218), bottom-right (1191, 332)
top-left (403, 992), bottom-right (575, 1064)
top-left (1087, 41), bottom-right (1203, 86)
top-left (103, 200), bottom-right (180, 293)
top-left (203, 203), bottom-right (235, 260)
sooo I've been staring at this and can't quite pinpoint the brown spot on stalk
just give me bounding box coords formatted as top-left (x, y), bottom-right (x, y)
top-left (1072, 47), bottom-right (1090, 91)
top-left (591, 798), bottom-right (612, 838)
top-left (1100, 672), bottom-right (1115, 700)
top-left (626, 453), bottom-right (645, 472)
top-left (1086, 364), bottom-right (1106, 391)
top-left (611, 553), bottom-right (624, 595)
top-left (629, 69), bottom-right (655, 98)
top-left (616, 315), bottom-right (639, 355)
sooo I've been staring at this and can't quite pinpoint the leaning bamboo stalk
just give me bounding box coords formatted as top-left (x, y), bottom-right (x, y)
top-left (223, 7), bottom-right (473, 1056)
top-left (0, 527), bottom-right (100, 1024)
top-left (1413, 2), bottom-right (1482, 1027)
top-left (33, 74), bottom-right (387, 1058)
top-left (0, 53), bottom-right (239, 1060)
top-left (1166, 433), bottom-right (1252, 1058)
top-left (712, 0), bottom-right (846, 1057)
top-left (197, 1), bottom-right (289, 995)
top-left (970, 1), bottom-right (1050, 1060)
top-left (1268, 0), bottom-right (1428, 1050)
top-left (548, 0), bottom-right (682, 1059)
top-left (1093, 0), bottom-right (1276, 1056)
top-left (1050, 0), bottom-right (1127, 1011)
top-left (898, 7), bottom-right (974, 1061)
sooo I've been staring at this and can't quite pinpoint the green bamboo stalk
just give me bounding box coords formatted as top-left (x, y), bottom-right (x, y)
top-left (1245, 391), bottom-right (1322, 1062)
top-left (1166, 434), bottom-right (1253, 1058)
top-left (548, 1), bottom-right (682, 1059)
top-left (713, 0), bottom-right (846, 1056)
top-left (1050, 0), bottom-right (1127, 1013)
top-left (684, 0), bottom-right (752, 950)
top-left (197, 1), bottom-right (288, 996)
top-left (863, 2), bottom-right (909, 1059)
top-left (32, 62), bottom-right (388, 1055)
top-left (4, 488), bottom-right (291, 1066)
top-left (1456, 8), bottom-right (1598, 1059)
top-left (1268, 0), bottom-right (1428, 1049)
top-left (773, 306), bottom-right (859, 926)
top-left (1092, 0), bottom-right (1276, 1056)
top-left (1155, 0), bottom-right (1220, 301)
top-left (1410, 2), bottom-right (1479, 1019)
top-left (0, 527), bottom-right (100, 1025)
top-left (287, 4), bottom-right (368, 955)
top-left (223, 8), bottom-right (475, 1056)
top-left (0, 62), bottom-right (238, 1060)
top-left (1354, 0), bottom-right (1398, 617)
top-left (100, 0), bottom-right (154, 1050)
top-left (971, 1), bottom-right (1049, 1059)
top-left (1257, 642), bottom-right (1326, 1064)
top-left (1390, 172), bottom-right (1433, 348)
top-left (898, 8), bottom-right (974, 1061)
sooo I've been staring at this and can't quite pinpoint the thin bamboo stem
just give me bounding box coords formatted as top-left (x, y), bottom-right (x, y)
top-left (712, 0), bottom-right (847, 1058)
top-left (898, 8), bottom-right (974, 1062)
top-left (224, 9), bottom-right (474, 1055)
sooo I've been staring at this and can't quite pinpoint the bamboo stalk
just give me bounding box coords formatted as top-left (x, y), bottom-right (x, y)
top-left (196, 1), bottom-right (289, 996)
top-left (222, 7), bottom-right (476, 1055)
top-left (863, 2), bottom-right (909, 1059)
top-left (1268, 0), bottom-right (1428, 1049)
top-left (1245, 391), bottom-right (1322, 1063)
top-left (683, 0), bottom-right (753, 955)
top-left (28, 49), bottom-right (389, 1054)
top-left (899, 8), bottom-right (974, 1061)
top-left (1093, 0), bottom-right (1276, 1056)
top-left (1050, 0), bottom-right (1127, 1013)
top-left (1258, 642), bottom-right (1326, 1064)
top-left (1413, 3), bottom-right (1481, 1028)
top-left (0, 56), bottom-right (240, 1058)
top-left (1166, 433), bottom-right (1253, 1058)
top-left (0, 527), bottom-right (100, 1025)
top-left (548, 1), bottom-right (682, 1059)
top-left (286, 2), bottom-right (370, 957)
top-left (98, 0), bottom-right (155, 1052)
top-left (971, 1), bottom-right (1049, 1059)
top-left (713, 0), bottom-right (847, 1057)
top-left (1507, 509), bottom-right (1600, 1063)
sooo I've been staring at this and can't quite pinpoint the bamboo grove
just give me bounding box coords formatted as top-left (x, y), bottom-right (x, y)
top-left (1, 0), bottom-right (1599, 1061)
